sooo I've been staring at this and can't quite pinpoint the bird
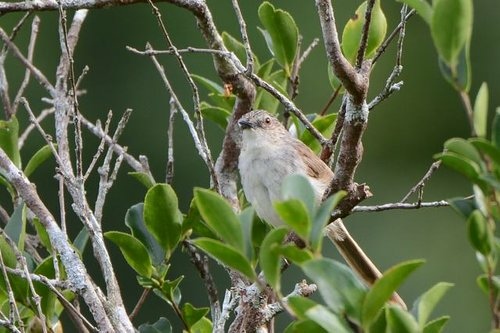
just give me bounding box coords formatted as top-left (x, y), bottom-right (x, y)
top-left (237, 109), bottom-right (406, 309)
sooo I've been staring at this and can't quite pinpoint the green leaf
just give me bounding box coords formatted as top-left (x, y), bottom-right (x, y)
top-left (73, 227), bottom-right (89, 256)
top-left (448, 197), bottom-right (475, 219)
top-left (239, 207), bottom-right (256, 261)
top-left (258, 1), bottom-right (298, 76)
top-left (470, 138), bottom-right (500, 167)
top-left (327, 62), bottom-right (343, 91)
top-left (138, 317), bottom-right (172, 333)
top-left (435, 152), bottom-right (481, 184)
top-left (0, 116), bottom-right (21, 168)
top-left (190, 316), bottom-right (212, 333)
top-left (275, 199), bottom-right (310, 240)
top-left (304, 304), bottom-right (351, 333)
top-left (397, 0), bottom-right (432, 25)
top-left (302, 258), bottom-right (367, 320)
top-left (129, 171), bottom-right (155, 189)
top-left (144, 184), bottom-right (182, 257)
top-left (33, 218), bottom-right (52, 252)
top-left (412, 282), bottom-right (453, 327)
top-left (23, 144), bottom-right (56, 178)
top-left (279, 244), bottom-right (313, 264)
top-left (341, 0), bottom-right (387, 64)
top-left (431, 0), bottom-right (473, 68)
top-left (386, 305), bottom-right (420, 333)
top-left (444, 138), bottom-right (482, 166)
top-left (194, 188), bottom-right (244, 253)
top-left (255, 69), bottom-right (287, 114)
top-left (192, 238), bottom-right (256, 280)
top-left (467, 210), bottom-right (492, 255)
top-left (33, 257), bottom-right (58, 324)
top-left (438, 42), bottom-right (471, 92)
top-left (160, 275), bottom-right (183, 305)
top-left (126, 203), bottom-right (165, 265)
top-left (362, 260), bottom-right (425, 327)
top-left (0, 236), bottom-right (16, 268)
top-left (281, 174), bottom-right (316, 216)
top-left (300, 114), bottom-right (337, 153)
top-left (200, 102), bottom-right (231, 130)
top-left (191, 74), bottom-right (223, 95)
top-left (104, 231), bottom-right (153, 277)
top-left (476, 274), bottom-right (500, 297)
top-left (182, 303), bottom-right (209, 329)
top-left (222, 32), bottom-right (259, 68)
top-left (473, 82), bottom-right (489, 138)
top-left (423, 316), bottom-right (450, 333)
top-left (310, 191), bottom-right (346, 252)
top-left (284, 319), bottom-right (327, 333)
top-left (493, 108), bottom-right (500, 148)
top-left (5, 203), bottom-right (26, 251)
top-left (259, 227), bottom-right (288, 292)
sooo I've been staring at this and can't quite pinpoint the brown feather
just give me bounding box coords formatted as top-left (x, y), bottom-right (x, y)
top-left (292, 139), bottom-right (334, 182)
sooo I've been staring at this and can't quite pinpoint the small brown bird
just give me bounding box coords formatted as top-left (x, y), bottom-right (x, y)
top-left (238, 110), bottom-right (406, 309)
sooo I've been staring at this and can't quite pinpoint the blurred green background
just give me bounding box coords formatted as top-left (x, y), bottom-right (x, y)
top-left (1, 0), bottom-right (499, 332)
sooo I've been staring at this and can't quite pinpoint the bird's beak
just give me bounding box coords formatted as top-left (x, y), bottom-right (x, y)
top-left (238, 119), bottom-right (253, 129)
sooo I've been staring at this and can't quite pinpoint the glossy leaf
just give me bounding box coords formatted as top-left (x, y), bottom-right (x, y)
top-left (362, 260), bottom-right (425, 327)
top-left (256, 69), bottom-right (287, 114)
top-left (300, 114), bottom-right (337, 153)
top-left (259, 227), bottom-right (288, 292)
top-left (311, 191), bottom-right (346, 252)
top-left (33, 218), bottom-right (52, 252)
top-left (5, 203), bottom-right (26, 251)
top-left (275, 199), bottom-right (310, 240)
top-left (200, 102), bottom-right (231, 130)
top-left (444, 138), bottom-right (482, 166)
top-left (493, 108), bottom-right (500, 148)
top-left (191, 74), bottom-right (223, 94)
top-left (305, 304), bottom-right (351, 333)
top-left (73, 227), bottom-right (89, 256)
top-left (144, 184), bottom-right (182, 257)
top-left (467, 210), bottom-right (492, 255)
top-left (279, 244), bottom-right (313, 264)
top-left (104, 231), bottom-right (153, 277)
top-left (473, 82), bottom-right (489, 138)
top-left (397, 0), bottom-right (432, 25)
top-left (284, 319), bottom-right (327, 333)
top-left (435, 152), bottom-right (481, 183)
top-left (138, 317), bottom-right (172, 333)
top-left (412, 282), bottom-right (453, 327)
top-left (438, 43), bottom-right (471, 92)
top-left (0, 236), bottom-right (16, 268)
top-left (128, 172), bottom-right (155, 189)
top-left (281, 174), bottom-right (316, 216)
top-left (386, 305), bottom-right (419, 333)
top-left (476, 274), bottom-right (500, 297)
top-left (0, 116), bottom-right (21, 168)
top-left (258, 2), bottom-right (298, 76)
top-left (33, 257), bottom-right (58, 323)
top-left (431, 0), bottom-right (473, 68)
top-left (23, 144), bottom-right (55, 177)
top-left (190, 317), bottom-right (212, 333)
top-left (195, 188), bottom-right (244, 252)
top-left (302, 258), bottom-right (367, 320)
top-left (423, 316), bottom-right (450, 333)
top-left (341, 0), bottom-right (387, 64)
top-left (327, 62), bottom-right (342, 91)
top-left (222, 31), bottom-right (259, 68)
top-left (470, 138), bottom-right (500, 167)
top-left (182, 303), bottom-right (209, 329)
top-left (192, 238), bottom-right (256, 280)
top-left (126, 203), bottom-right (165, 265)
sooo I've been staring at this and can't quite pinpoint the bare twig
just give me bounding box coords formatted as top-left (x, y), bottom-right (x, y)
top-left (0, 249), bottom-right (23, 330)
top-left (166, 98), bottom-right (176, 184)
top-left (12, 16), bottom-right (41, 116)
top-left (356, 0), bottom-right (376, 69)
top-left (231, 0), bottom-right (253, 74)
top-left (84, 111), bottom-right (112, 181)
top-left (401, 161), bottom-right (442, 203)
top-left (264, 281), bottom-right (317, 320)
top-left (19, 107), bottom-right (54, 148)
top-left (351, 200), bottom-right (450, 213)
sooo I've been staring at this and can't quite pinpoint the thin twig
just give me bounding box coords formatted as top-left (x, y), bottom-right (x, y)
top-left (166, 98), bottom-right (176, 184)
top-left (129, 289), bottom-right (150, 321)
top-left (355, 0), bottom-right (376, 69)
top-left (401, 160), bottom-right (442, 203)
top-left (18, 107), bottom-right (54, 148)
top-left (319, 84), bottom-right (342, 116)
top-left (0, 249), bottom-right (23, 331)
top-left (12, 16), bottom-right (40, 115)
top-left (231, 0), bottom-right (253, 74)
top-left (372, 8), bottom-right (416, 64)
top-left (350, 200), bottom-right (450, 213)
top-left (84, 111), bottom-right (112, 181)
top-left (147, 0), bottom-right (219, 191)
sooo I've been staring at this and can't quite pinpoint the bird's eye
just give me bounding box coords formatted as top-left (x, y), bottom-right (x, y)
top-left (264, 117), bottom-right (271, 124)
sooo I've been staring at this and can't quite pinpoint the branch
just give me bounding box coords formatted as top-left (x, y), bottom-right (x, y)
top-left (352, 200), bottom-right (450, 213)
top-left (0, 148), bottom-right (116, 332)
